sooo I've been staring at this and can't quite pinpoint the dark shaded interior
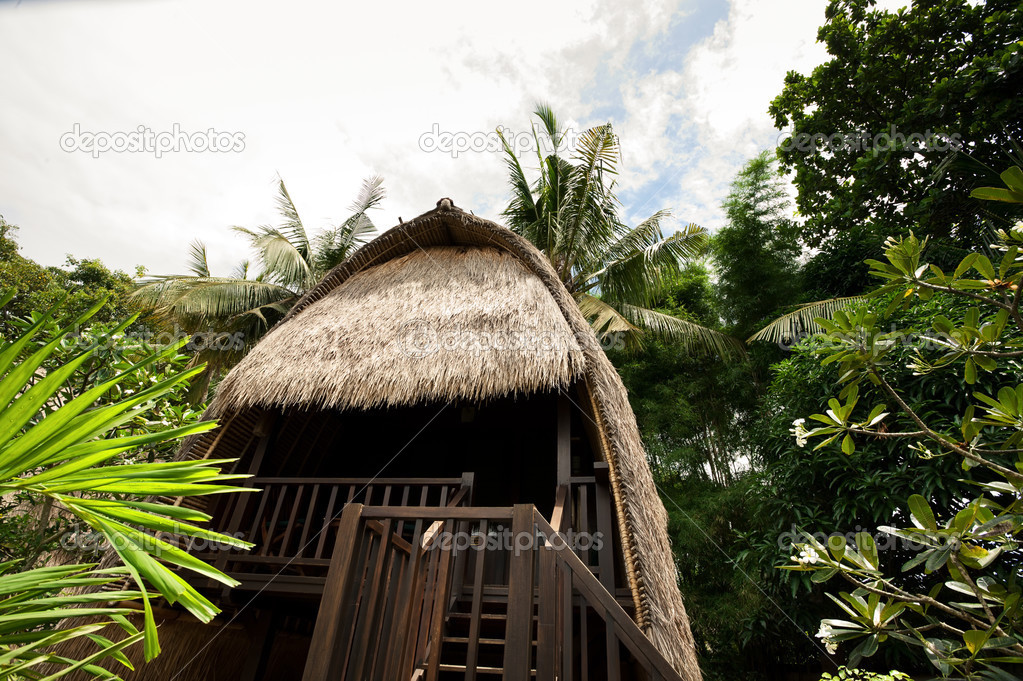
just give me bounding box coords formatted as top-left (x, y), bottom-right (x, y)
top-left (248, 390), bottom-right (581, 517)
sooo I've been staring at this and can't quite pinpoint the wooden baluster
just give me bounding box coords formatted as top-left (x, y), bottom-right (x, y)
top-left (314, 486), bottom-right (340, 560)
top-left (279, 484), bottom-right (305, 557)
top-left (605, 617), bottom-right (622, 681)
top-left (560, 560), bottom-right (573, 680)
top-left (503, 505), bottom-right (536, 681)
top-left (261, 484), bottom-right (288, 556)
top-left (536, 544), bottom-right (557, 681)
top-left (301, 504), bottom-right (364, 681)
top-left (579, 591), bottom-right (588, 681)
top-left (246, 484), bottom-right (273, 554)
top-left (578, 484), bottom-right (590, 566)
top-left (393, 518), bottom-right (426, 679)
top-left (594, 462), bottom-right (616, 592)
top-left (463, 519), bottom-right (488, 681)
top-left (348, 520), bottom-right (393, 680)
top-left (296, 484), bottom-right (320, 559)
top-left (424, 519), bottom-right (454, 681)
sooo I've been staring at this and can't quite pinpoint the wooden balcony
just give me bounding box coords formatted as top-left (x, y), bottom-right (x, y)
top-left (191, 475), bottom-right (473, 594)
top-left (185, 468), bottom-right (681, 680)
top-left (301, 501), bottom-right (684, 681)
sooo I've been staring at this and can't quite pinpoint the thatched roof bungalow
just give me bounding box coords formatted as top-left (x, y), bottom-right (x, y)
top-left (86, 199), bottom-right (703, 681)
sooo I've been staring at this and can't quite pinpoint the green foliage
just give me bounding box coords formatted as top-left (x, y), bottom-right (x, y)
top-left (499, 103), bottom-right (743, 357)
top-left (713, 151), bottom-right (802, 339)
top-left (0, 220), bottom-right (140, 337)
top-left (819, 667), bottom-right (910, 681)
top-left (0, 312), bottom-right (205, 570)
top-left (132, 176), bottom-right (385, 397)
top-left (785, 176), bottom-right (1023, 678)
top-left (0, 292), bottom-right (252, 678)
top-left (770, 0), bottom-right (1023, 247)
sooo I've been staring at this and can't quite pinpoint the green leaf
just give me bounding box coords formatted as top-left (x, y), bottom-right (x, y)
top-left (909, 494), bottom-right (937, 530)
top-left (965, 357), bottom-right (977, 384)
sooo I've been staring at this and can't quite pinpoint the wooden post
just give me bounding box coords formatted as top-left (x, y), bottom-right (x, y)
top-left (593, 462), bottom-right (617, 592)
top-left (302, 503), bottom-right (364, 681)
top-left (536, 545), bottom-right (557, 681)
top-left (557, 397), bottom-right (571, 486)
top-left (504, 504), bottom-right (536, 681)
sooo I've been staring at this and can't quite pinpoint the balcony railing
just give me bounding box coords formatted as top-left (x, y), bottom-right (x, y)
top-left (301, 496), bottom-right (685, 681)
top-left (191, 474), bottom-right (473, 593)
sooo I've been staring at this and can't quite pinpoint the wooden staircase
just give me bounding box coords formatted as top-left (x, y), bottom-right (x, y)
top-left (433, 594), bottom-right (533, 679)
top-left (300, 502), bottom-right (686, 681)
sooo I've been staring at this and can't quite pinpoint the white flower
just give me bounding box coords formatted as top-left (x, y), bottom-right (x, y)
top-left (797, 546), bottom-right (819, 565)
top-left (790, 418), bottom-right (809, 448)
top-left (815, 622), bottom-right (838, 654)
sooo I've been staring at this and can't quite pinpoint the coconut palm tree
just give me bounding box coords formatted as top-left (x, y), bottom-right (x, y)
top-left (499, 104), bottom-right (743, 357)
top-left (132, 176), bottom-right (385, 395)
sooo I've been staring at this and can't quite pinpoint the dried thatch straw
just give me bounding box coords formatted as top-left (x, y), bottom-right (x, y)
top-left (212, 246), bottom-right (587, 413)
top-left (176, 200), bottom-right (702, 680)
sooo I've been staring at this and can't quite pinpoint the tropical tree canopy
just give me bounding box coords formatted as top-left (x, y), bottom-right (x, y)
top-left (499, 104), bottom-right (743, 358)
top-left (131, 176), bottom-right (385, 391)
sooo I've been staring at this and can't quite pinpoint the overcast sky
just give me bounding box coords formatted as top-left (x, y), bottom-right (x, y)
top-left (0, 0), bottom-right (904, 278)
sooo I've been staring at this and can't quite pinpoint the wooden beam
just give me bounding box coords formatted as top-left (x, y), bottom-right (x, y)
top-left (594, 462), bottom-right (616, 592)
top-left (504, 504), bottom-right (536, 681)
top-left (302, 503), bottom-right (364, 681)
top-left (557, 396), bottom-right (572, 486)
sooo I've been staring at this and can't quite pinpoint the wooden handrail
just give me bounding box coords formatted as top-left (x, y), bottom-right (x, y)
top-left (532, 510), bottom-right (685, 681)
top-left (249, 476), bottom-right (466, 485)
top-left (298, 501), bottom-right (686, 681)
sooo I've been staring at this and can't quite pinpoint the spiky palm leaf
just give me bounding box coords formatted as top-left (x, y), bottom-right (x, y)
top-left (315, 175), bottom-right (385, 273)
top-left (0, 291), bottom-right (251, 677)
top-left (132, 177), bottom-right (385, 395)
top-left (500, 104), bottom-right (743, 358)
top-left (746, 296), bottom-right (866, 345)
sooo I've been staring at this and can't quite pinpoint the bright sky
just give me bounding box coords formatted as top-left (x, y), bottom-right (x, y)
top-left (0, 0), bottom-right (905, 278)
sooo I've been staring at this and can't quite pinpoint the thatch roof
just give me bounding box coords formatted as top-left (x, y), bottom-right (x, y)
top-left (211, 246), bottom-right (586, 413)
top-left (182, 200), bottom-right (702, 680)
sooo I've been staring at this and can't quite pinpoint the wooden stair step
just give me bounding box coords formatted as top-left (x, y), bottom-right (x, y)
top-left (443, 636), bottom-right (506, 645)
top-left (437, 665), bottom-right (535, 676)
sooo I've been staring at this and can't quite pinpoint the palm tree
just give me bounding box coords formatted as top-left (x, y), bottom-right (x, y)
top-left (132, 176), bottom-right (385, 394)
top-left (499, 104), bottom-right (743, 357)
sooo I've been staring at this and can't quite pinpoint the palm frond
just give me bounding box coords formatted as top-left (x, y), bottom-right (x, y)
top-left (272, 178), bottom-right (311, 260)
top-left (575, 292), bottom-right (642, 337)
top-left (248, 228), bottom-right (316, 290)
top-left (131, 277), bottom-right (298, 328)
top-left (747, 296), bottom-right (866, 344)
top-left (532, 102), bottom-right (562, 150)
top-left (591, 219), bottom-right (708, 305)
top-left (231, 259), bottom-right (250, 280)
top-left (314, 176), bottom-right (386, 274)
top-left (186, 240), bottom-right (211, 278)
top-left (618, 303), bottom-right (746, 359)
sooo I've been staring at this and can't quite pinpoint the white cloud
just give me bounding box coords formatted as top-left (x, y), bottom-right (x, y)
top-left (0, 0), bottom-right (911, 276)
